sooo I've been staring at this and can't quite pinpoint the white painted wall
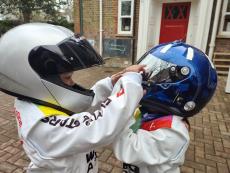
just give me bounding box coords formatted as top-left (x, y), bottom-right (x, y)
top-left (194, 0), bottom-right (214, 51)
top-left (147, 1), bottom-right (161, 49)
top-left (186, 0), bottom-right (198, 45)
top-left (226, 68), bottom-right (230, 93)
top-left (136, 0), bottom-right (151, 59)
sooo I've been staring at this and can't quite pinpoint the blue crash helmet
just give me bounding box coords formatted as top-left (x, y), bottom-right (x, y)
top-left (138, 41), bottom-right (217, 117)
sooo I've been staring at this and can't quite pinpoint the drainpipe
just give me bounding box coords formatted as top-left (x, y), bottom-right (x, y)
top-left (208, 0), bottom-right (222, 60)
top-left (79, 0), bottom-right (83, 35)
top-left (99, 0), bottom-right (103, 55)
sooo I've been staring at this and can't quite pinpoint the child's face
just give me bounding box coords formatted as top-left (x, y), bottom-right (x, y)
top-left (59, 72), bottom-right (75, 86)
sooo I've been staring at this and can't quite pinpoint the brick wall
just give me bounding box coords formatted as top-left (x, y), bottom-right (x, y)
top-left (74, 0), bottom-right (80, 33)
top-left (103, 0), bottom-right (118, 37)
top-left (74, 0), bottom-right (140, 65)
top-left (74, 0), bottom-right (100, 50)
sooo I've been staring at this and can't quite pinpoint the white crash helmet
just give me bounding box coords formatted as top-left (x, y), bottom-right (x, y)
top-left (0, 23), bottom-right (104, 114)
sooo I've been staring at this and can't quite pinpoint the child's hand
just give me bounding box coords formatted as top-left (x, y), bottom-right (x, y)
top-left (124, 65), bottom-right (146, 73)
top-left (111, 65), bottom-right (146, 86)
top-left (111, 71), bottom-right (124, 86)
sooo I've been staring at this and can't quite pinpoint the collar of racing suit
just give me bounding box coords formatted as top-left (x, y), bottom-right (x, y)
top-left (130, 107), bottom-right (173, 133)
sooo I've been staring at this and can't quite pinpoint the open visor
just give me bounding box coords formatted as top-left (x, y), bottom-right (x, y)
top-left (138, 53), bottom-right (188, 84)
top-left (29, 35), bottom-right (104, 77)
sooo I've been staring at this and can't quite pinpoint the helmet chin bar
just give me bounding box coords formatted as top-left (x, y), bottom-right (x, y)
top-left (0, 88), bottom-right (74, 115)
top-left (140, 99), bottom-right (179, 115)
top-left (46, 74), bottom-right (94, 96)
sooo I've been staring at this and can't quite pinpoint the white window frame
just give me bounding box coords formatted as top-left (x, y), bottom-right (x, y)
top-left (117, 0), bottom-right (134, 35)
top-left (219, 0), bottom-right (230, 36)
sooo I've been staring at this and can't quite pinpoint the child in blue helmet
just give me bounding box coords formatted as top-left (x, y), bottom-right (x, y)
top-left (112, 41), bottom-right (217, 173)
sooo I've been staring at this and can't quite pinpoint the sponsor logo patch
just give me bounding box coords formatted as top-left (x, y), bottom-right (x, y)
top-left (141, 115), bottom-right (173, 131)
top-left (14, 108), bottom-right (22, 128)
top-left (116, 88), bottom-right (125, 97)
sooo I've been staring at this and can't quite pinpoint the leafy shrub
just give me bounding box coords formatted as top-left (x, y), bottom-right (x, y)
top-left (0, 20), bottom-right (22, 36)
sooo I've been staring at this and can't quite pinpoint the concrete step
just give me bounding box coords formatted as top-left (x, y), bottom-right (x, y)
top-left (213, 59), bottom-right (230, 62)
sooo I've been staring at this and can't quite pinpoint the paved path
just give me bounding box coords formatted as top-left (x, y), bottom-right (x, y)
top-left (0, 66), bottom-right (229, 173)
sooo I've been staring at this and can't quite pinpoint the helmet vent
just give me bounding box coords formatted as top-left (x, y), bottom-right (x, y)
top-left (184, 101), bottom-right (196, 111)
top-left (186, 47), bottom-right (194, 60)
top-left (181, 67), bottom-right (190, 76)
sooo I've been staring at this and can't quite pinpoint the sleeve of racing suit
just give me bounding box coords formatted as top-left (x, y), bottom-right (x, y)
top-left (27, 72), bottom-right (143, 158)
top-left (88, 77), bottom-right (113, 112)
top-left (112, 120), bottom-right (189, 166)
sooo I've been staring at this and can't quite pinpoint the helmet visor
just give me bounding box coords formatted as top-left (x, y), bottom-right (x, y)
top-left (138, 53), bottom-right (186, 84)
top-left (29, 35), bottom-right (104, 77)
top-left (58, 36), bottom-right (104, 71)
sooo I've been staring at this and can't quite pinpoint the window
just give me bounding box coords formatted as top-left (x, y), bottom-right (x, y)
top-left (118, 0), bottom-right (134, 35)
top-left (219, 0), bottom-right (230, 36)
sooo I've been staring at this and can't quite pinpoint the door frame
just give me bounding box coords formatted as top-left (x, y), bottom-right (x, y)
top-left (137, 0), bottom-right (214, 60)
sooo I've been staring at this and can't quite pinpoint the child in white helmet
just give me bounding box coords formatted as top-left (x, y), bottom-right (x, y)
top-left (0, 23), bottom-right (146, 173)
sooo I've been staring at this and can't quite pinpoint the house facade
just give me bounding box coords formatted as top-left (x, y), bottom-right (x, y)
top-left (74, 0), bottom-right (230, 74)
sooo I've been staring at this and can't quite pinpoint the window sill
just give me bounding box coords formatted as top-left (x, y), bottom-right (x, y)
top-left (115, 34), bottom-right (134, 38)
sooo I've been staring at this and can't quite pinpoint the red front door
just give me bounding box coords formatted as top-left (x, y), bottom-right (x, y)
top-left (159, 2), bottom-right (191, 44)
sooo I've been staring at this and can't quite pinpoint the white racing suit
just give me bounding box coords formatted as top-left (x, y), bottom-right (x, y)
top-left (113, 109), bottom-right (190, 173)
top-left (14, 72), bottom-right (143, 173)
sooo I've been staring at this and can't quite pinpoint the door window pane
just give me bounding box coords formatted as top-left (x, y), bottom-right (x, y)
top-left (165, 7), bottom-right (169, 19)
top-left (164, 4), bottom-right (189, 19)
top-left (171, 6), bottom-right (180, 19)
top-left (182, 6), bottom-right (188, 18)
